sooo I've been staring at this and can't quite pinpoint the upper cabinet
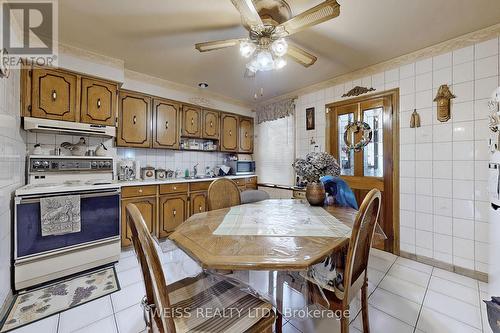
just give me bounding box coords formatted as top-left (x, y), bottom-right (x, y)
top-left (239, 117), bottom-right (254, 153)
top-left (181, 105), bottom-right (202, 138)
top-left (221, 113), bottom-right (238, 152)
top-left (153, 98), bottom-right (180, 149)
top-left (202, 109), bottom-right (219, 140)
top-left (117, 91), bottom-right (152, 148)
top-left (30, 68), bottom-right (78, 121)
top-left (80, 78), bottom-right (118, 126)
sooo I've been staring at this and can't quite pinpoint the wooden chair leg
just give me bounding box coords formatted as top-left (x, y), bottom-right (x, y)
top-left (361, 283), bottom-right (370, 333)
top-left (275, 272), bottom-right (284, 333)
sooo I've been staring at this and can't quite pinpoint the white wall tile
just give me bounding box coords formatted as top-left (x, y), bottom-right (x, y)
top-left (452, 161), bottom-right (474, 180)
top-left (433, 67), bottom-right (452, 88)
top-left (434, 215), bottom-right (452, 235)
top-left (433, 123), bottom-right (452, 142)
top-left (452, 121), bottom-right (474, 141)
top-left (432, 142), bottom-right (452, 160)
top-left (452, 101), bottom-right (474, 122)
top-left (416, 58), bottom-right (433, 74)
top-left (453, 81), bottom-right (474, 103)
top-left (433, 52), bottom-right (452, 70)
top-left (453, 237), bottom-right (475, 260)
top-left (416, 178), bottom-right (433, 196)
top-left (453, 46), bottom-right (474, 65)
top-left (453, 61), bottom-right (474, 84)
top-left (453, 180), bottom-right (474, 200)
top-left (452, 199), bottom-right (475, 219)
top-left (475, 76), bottom-right (499, 100)
top-left (475, 38), bottom-right (498, 59)
top-left (452, 141), bottom-right (474, 160)
top-left (434, 197), bottom-right (452, 217)
top-left (434, 234), bottom-right (453, 254)
top-left (384, 68), bottom-right (399, 83)
top-left (474, 55), bottom-right (498, 79)
top-left (400, 63), bottom-right (415, 79)
top-left (453, 218), bottom-right (474, 239)
top-left (433, 179), bottom-right (452, 198)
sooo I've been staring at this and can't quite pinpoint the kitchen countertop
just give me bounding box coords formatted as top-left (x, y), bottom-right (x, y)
top-left (15, 175), bottom-right (256, 196)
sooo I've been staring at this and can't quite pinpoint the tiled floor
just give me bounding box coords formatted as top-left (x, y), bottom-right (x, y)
top-left (10, 242), bottom-right (495, 333)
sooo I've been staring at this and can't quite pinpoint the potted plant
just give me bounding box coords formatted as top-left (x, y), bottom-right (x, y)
top-left (293, 152), bottom-right (341, 205)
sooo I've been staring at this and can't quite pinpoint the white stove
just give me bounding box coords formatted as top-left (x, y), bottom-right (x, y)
top-left (14, 156), bottom-right (121, 290)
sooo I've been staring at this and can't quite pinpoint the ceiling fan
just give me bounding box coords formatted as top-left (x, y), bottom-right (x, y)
top-left (195, 0), bottom-right (340, 76)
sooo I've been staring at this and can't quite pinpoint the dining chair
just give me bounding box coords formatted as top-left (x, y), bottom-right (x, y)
top-left (240, 189), bottom-right (270, 204)
top-left (207, 178), bottom-right (241, 211)
top-left (126, 203), bottom-right (276, 333)
top-left (276, 189), bottom-right (382, 333)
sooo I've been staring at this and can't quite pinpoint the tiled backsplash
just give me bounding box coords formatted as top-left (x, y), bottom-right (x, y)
top-left (0, 69), bottom-right (25, 310)
top-left (292, 37), bottom-right (499, 274)
top-left (25, 132), bottom-right (229, 177)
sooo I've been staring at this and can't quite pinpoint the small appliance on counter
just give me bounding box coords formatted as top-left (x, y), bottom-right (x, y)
top-left (141, 166), bottom-right (156, 181)
top-left (227, 154), bottom-right (256, 175)
top-left (118, 159), bottom-right (138, 181)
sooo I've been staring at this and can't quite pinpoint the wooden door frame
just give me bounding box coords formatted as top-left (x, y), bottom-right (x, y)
top-left (325, 88), bottom-right (400, 255)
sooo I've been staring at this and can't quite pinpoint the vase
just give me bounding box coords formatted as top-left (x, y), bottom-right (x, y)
top-left (305, 182), bottom-right (326, 206)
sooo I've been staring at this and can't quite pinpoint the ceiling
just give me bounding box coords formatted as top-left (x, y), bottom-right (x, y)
top-left (59, 0), bottom-right (500, 104)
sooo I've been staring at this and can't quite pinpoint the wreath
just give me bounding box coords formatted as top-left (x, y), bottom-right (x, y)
top-left (343, 121), bottom-right (373, 152)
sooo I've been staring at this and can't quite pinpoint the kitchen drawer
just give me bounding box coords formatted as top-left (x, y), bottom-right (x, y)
top-left (159, 183), bottom-right (188, 194)
top-left (246, 176), bottom-right (257, 184)
top-left (122, 185), bottom-right (157, 198)
top-left (189, 181), bottom-right (211, 192)
top-left (234, 178), bottom-right (246, 186)
top-left (293, 190), bottom-right (306, 199)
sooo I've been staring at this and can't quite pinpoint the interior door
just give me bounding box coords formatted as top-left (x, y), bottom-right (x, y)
top-left (328, 93), bottom-right (398, 253)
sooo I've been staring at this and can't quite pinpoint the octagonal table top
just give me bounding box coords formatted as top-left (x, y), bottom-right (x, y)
top-left (169, 199), bottom-right (358, 271)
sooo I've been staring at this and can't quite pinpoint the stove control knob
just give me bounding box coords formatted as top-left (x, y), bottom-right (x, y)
top-left (33, 161), bottom-right (41, 168)
top-left (91, 161), bottom-right (97, 168)
top-left (104, 161), bottom-right (111, 168)
top-left (42, 161), bottom-right (49, 168)
top-left (99, 161), bottom-right (105, 168)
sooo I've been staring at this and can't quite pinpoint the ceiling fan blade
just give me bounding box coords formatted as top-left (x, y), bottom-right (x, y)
top-left (195, 38), bottom-right (242, 52)
top-left (287, 44), bottom-right (317, 67)
top-left (275, 0), bottom-right (340, 37)
top-left (230, 0), bottom-right (264, 30)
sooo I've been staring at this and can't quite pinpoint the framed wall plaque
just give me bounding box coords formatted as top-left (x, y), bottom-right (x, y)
top-left (306, 107), bottom-right (315, 130)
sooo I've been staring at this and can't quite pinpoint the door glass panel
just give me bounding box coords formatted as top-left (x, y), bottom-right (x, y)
top-left (363, 107), bottom-right (383, 177)
top-left (338, 113), bottom-right (354, 176)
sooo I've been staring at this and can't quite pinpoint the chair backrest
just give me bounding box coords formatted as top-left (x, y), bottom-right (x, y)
top-left (342, 189), bottom-right (382, 303)
top-left (240, 189), bottom-right (270, 204)
top-left (207, 178), bottom-right (241, 211)
top-left (126, 203), bottom-right (176, 333)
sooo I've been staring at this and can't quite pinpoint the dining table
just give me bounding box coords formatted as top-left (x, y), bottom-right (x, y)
top-left (169, 198), bottom-right (383, 332)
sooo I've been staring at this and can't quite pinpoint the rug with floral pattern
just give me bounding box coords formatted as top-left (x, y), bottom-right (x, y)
top-left (0, 266), bottom-right (119, 332)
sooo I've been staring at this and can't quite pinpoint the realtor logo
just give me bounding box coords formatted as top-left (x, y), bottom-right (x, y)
top-left (1, 0), bottom-right (58, 67)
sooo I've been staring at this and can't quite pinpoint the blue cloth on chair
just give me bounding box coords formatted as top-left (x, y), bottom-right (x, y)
top-left (320, 176), bottom-right (358, 210)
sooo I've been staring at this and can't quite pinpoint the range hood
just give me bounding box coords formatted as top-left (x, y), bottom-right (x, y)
top-left (23, 117), bottom-right (116, 138)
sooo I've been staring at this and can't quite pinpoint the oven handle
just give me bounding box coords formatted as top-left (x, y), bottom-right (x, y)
top-left (17, 189), bottom-right (120, 204)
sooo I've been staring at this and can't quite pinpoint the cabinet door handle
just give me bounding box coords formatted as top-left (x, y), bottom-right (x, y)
top-left (138, 188), bottom-right (143, 193)
top-left (199, 205), bottom-right (202, 212)
top-left (51, 90), bottom-right (57, 101)
top-left (191, 118), bottom-right (194, 125)
top-left (173, 209), bottom-right (177, 217)
top-left (245, 132), bottom-right (248, 138)
top-left (97, 98), bottom-right (101, 109)
top-left (133, 115), bottom-right (137, 124)
top-left (229, 130), bottom-right (232, 136)
top-left (173, 186), bottom-right (177, 190)
top-left (210, 121), bottom-right (213, 127)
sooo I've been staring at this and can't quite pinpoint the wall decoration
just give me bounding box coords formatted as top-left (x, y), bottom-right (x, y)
top-left (433, 84), bottom-right (455, 122)
top-left (343, 121), bottom-right (372, 152)
top-left (306, 107), bottom-right (315, 130)
top-left (342, 86), bottom-right (375, 98)
top-left (410, 109), bottom-right (421, 128)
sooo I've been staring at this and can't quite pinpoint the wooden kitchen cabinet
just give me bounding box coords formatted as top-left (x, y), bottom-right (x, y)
top-left (181, 105), bottom-right (202, 137)
top-left (159, 194), bottom-right (188, 237)
top-left (245, 176), bottom-right (257, 190)
top-left (239, 117), bottom-right (254, 153)
top-left (221, 113), bottom-right (238, 152)
top-left (202, 109), bottom-right (219, 139)
top-left (190, 192), bottom-right (207, 216)
top-left (30, 68), bottom-right (78, 121)
top-left (80, 78), bottom-right (118, 126)
top-left (121, 196), bottom-right (156, 247)
top-left (117, 91), bottom-right (152, 148)
top-left (153, 98), bottom-right (180, 149)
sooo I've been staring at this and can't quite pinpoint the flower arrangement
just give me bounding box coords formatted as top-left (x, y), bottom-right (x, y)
top-left (293, 152), bottom-right (340, 183)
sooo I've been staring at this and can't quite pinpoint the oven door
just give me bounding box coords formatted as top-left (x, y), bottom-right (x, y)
top-left (15, 189), bottom-right (120, 259)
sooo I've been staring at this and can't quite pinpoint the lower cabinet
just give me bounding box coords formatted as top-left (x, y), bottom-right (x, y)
top-left (121, 196), bottom-right (156, 247)
top-left (158, 194), bottom-right (188, 238)
top-left (190, 191), bottom-right (207, 216)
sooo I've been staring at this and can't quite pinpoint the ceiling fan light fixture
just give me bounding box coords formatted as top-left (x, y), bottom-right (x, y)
top-left (271, 38), bottom-right (288, 57)
top-left (239, 40), bottom-right (256, 58)
top-left (255, 50), bottom-right (275, 71)
top-left (274, 57), bottom-right (287, 70)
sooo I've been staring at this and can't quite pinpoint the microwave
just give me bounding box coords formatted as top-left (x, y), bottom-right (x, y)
top-left (228, 160), bottom-right (256, 175)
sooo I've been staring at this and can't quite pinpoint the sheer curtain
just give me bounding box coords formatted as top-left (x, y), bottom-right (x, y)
top-left (254, 115), bottom-right (295, 186)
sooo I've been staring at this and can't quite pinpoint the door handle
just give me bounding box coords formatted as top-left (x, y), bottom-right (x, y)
top-left (245, 132), bottom-right (248, 138)
top-left (51, 90), bottom-right (57, 101)
top-left (97, 98), bottom-right (101, 109)
top-left (199, 205), bottom-right (202, 212)
top-left (191, 118), bottom-right (194, 125)
top-left (229, 130), bottom-right (232, 136)
top-left (173, 209), bottom-right (177, 217)
top-left (165, 121), bottom-right (169, 130)
top-left (210, 121), bottom-right (213, 127)
top-left (133, 115), bottom-right (137, 124)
